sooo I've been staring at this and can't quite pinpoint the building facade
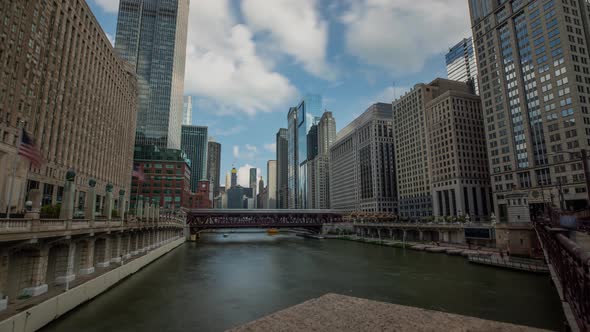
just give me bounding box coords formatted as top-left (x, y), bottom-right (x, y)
top-left (0, 0), bottom-right (138, 215)
top-left (393, 84), bottom-right (435, 219)
top-left (231, 167), bottom-right (237, 188)
top-left (446, 37), bottom-right (479, 94)
top-left (425, 80), bottom-right (492, 221)
top-left (267, 160), bottom-right (277, 209)
top-left (182, 96), bottom-right (192, 125)
top-left (469, 0), bottom-right (590, 220)
top-left (131, 146), bottom-right (192, 210)
top-left (287, 107), bottom-right (298, 209)
top-left (180, 126), bottom-right (208, 193)
top-left (276, 128), bottom-right (288, 209)
top-left (206, 140), bottom-right (221, 200)
top-left (330, 104), bottom-right (397, 213)
top-left (249, 168), bottom-right (257, 205)
top-left (115, 0), bottom-right (189, 149)
top-left (297, 95), bottom-right (322, 209)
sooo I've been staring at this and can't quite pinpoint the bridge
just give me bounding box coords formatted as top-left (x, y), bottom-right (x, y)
top-left (185, 209), bottom-right (344, 233)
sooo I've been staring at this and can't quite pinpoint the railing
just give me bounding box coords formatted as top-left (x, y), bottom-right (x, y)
top-left (535, 222), bottom-right (590, 331)
top-left (0, 215), bottom-right (185, 235)
top-left (353, 222), bottom-right (492, 229)
top-left (0, 218), bottom-right (31, 232)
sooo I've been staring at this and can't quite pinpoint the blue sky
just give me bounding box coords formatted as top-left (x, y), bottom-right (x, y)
top-left (89, 0), bottom-right (471, 187)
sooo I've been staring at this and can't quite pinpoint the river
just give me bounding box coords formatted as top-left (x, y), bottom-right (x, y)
top-left (42, 233), bottom-right (564, 331)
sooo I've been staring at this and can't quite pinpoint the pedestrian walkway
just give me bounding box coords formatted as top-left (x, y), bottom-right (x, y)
top-left (229, 294), bottom-right (548, 332)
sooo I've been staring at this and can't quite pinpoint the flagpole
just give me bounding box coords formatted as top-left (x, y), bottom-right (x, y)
top-left (6, 121), bottom-right (24, 218)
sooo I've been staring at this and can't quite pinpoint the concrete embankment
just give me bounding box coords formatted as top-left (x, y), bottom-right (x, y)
top-left (0, 237), bottom-right (185, 332)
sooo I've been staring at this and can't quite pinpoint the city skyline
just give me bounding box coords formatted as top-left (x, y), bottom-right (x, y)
top-left (87, 0), bottom-right (472, 187)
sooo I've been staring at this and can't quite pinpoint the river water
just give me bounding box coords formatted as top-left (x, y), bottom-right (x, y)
top-left (42, 233), bottom-right (564, 331)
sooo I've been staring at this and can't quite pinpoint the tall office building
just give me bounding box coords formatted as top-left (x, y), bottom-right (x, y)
top-left (287, 107), bottom-right (298, 209)
top-left (249, 168), bottom-right (257, 206)
top-left (276, 128), bottom-right (289, 209)
top-left (206, 139), bottom-right (221, 200)
top-left (297, 95), bottom-right (323, 209)
top-left (181, 126), bottom-right (208, 192)
top-left (330, 103), bottom-right (397, 213)
top-left (318, 112), bottom-right (337, 156)
top-left (446, 37), bottom-right (479, 94)
top-left (315, 112), bottom-right (337, 209)
top-left (0, 0), bottom-right (138, 214)
top-left (267, 161), bottom-right (277, 209)
top-left (425, 79), bottom-right (491, 221)
top-left (115, 0), bottom-right (189, 149)
top-left (231, 168), bottom-right (238, 188)
top-left (225, 172), bottom-right (231, 190)
top-left (182, 96), bottom-right (193, 125)
top-left (469, 0), bottom-right (590, 219)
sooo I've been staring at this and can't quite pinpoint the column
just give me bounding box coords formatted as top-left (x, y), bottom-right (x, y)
top-left (155, 204), bottom-right (160, 222)
top-left (124, 235), bottom-right (131, 259)
top-left (55, 241), bottom-right (76, 285)
top-left (79, 239), bottom-right (95, 275)
top-left (136, 196), bottom-right (144, 220)
top-left (96, 238), bottom-right (111, 268)
top-left (21, 245), bottom-right (49, 297)
top-left (468, 187), bottom-right (476, 220)
top-left (24, 189), bottom-right (41, 220)
top-left (419, 230), bottom-right (424, 241)
top-left (433, 190), bottom-right (440, 218)
top-left (105, 184), bottom-right (113, 221)
top-left (0, 248), bottom-right (9, 311)
top-left (456, 185), bottom-right (466, 217)
top-left (118, 190), bottom-right (126, 221)
top-left (85, 179), bottom-right (97, 221)
top-left (59, 170), bottom-right (76, 220)
top-left (110, 235), bottom-right (122, 263)
top-left (450, 189), bottom-right (456, 217)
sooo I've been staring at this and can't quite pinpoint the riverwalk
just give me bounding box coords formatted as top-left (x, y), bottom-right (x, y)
top-left (229, 293), bottom-right (548, 331)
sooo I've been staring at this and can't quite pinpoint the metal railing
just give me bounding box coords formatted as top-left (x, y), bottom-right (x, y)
top-left (535, 222), bottom-right (590, 331)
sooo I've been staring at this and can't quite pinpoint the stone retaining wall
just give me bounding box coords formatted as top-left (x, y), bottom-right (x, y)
top-left (0, 237), bottom-right (185, 332)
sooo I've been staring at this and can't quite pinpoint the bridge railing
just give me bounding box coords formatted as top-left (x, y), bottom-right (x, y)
top-left (0, 214), bottom-right (185, 234)
top-left (534, 222), bottom-right (590, 331)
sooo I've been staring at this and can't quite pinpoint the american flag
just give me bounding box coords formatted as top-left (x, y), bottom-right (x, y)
top-left (132, 164), bottom-right (145, 181)
top-left (18, 129), bottom-right (43, 167)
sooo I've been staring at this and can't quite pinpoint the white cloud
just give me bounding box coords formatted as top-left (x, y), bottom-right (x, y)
top-left (184, 0), bottom-right (297, 116)
top-left (263, 143), bottom-right (276, 152)
top-left (341, 0), bottom-right (470, 73)
top-left (213, 125), bottom-right (245, 137)
top-left (105, 32), bottom-right (115, 46)
top-left (245, 144), bottom-right (258, 152)
top-left (233, 144), bottom-right (257, 160)
top-left (241, 0), bottom-right (335, 79)
top-left (94, 0), bottom-right (119, 13)
top-left (237, 164), bottom-right (262, 187)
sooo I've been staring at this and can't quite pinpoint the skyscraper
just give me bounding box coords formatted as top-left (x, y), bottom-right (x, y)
top-left (276, 128), bottom-right (289, 209)
top-left (287, 108), bottom-right (298, 209)
top-left (318, 112), bottom-right (337, 156)
top-left (225, 172), bottom-right (232, 190)
top-left (267, 160), bottom-right (277, 209)
top-left (249, 168), bottom-right (257, 206)
top-left (425, 79), bottom-right (491, 221)
top-left (469, 0), bottom-right (590, 219)
top-left (182, 96), bottom-right (193, 125)
top-left (206, 139), bottom-right (221, 200)
top-left (115, 0), bottom-right (189, 149)
top-left (330, 104), bottom-right (396, 213)
top-left (315, 112), bottom-right (337, 209)
top-left (297, 95), bottom-right (323, 209)
top-left (181, 126), bottom-right (208, 192)
top-left (231, 168), bottom-right (238, 188)
top-left (446, 37), bottom-right (479, 94)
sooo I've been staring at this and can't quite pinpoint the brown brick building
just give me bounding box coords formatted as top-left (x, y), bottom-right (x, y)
top-left (0, 0), bottom-right (138, 215)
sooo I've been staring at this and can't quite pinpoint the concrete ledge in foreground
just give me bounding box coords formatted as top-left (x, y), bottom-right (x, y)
top-left (228, 294), bottom-right (548, 332)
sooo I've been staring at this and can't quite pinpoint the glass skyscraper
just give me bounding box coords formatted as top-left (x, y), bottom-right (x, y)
top-left (182, 96), bottom-right (193, 125)
top-left (296, 95), bottom-right (322, 209)
top-left (181, 126), bottom-right (208, 193)
top-left (446, 37), bottom-right (479, 94)
top-left (115, 0), bottom-right (189, 149)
